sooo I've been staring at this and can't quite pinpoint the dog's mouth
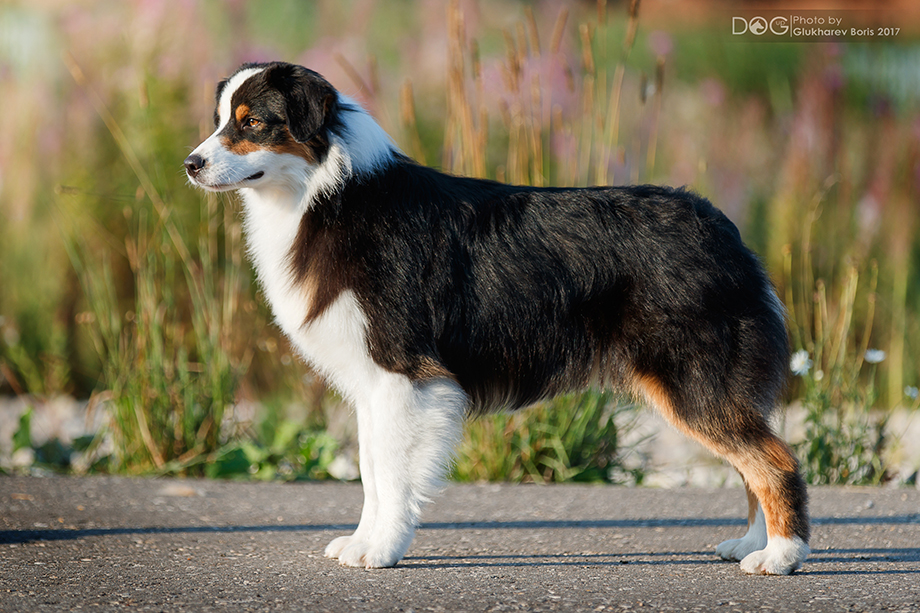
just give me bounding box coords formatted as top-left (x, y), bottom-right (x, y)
top-left (193, 170), bottom-right (265, 191)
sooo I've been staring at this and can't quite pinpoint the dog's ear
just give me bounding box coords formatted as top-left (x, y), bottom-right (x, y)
top-left (265, 63), bottom-right (337, 144)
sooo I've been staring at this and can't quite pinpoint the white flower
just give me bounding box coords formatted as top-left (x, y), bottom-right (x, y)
top-left (790, 350), bottom-right (813, 376)
top-left (814, 369), bottom-right (824, 382)
top-left (905, 386), bottom-right (919, 400)
top-left (864, 349), bottom-right (886, 364)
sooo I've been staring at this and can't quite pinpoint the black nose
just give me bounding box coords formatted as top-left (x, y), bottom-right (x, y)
top-left (184, 154), bottom-right (205, 178)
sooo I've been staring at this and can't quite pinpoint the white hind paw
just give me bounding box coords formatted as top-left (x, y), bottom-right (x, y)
top-left (740, 536), bottom-right (810, 575)
top-left (717, 532), bottom-right (767, 562)
top-left (717, 506), bottom-right (768, 561)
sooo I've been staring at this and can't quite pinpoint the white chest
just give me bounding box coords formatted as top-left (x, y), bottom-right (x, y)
top-left (239, 189), bottom-right (381, 404)
top-left (240, 190), bottom-right (307, 336)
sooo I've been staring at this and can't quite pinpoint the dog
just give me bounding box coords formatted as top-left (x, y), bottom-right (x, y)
top-left (185, 62), bottom-right (810, 575)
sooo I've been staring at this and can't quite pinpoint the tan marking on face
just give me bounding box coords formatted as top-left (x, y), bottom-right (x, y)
top-left (235, 104), bottom-right (251, 123)
top-left (268, 127), bottom-right (320, 164)
top-left (220, 136), bottom-right (262, 156)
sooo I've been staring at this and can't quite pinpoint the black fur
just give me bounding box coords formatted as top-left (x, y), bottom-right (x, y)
top-left (261, 63), bottom-right (339, 144)
top-left (296, 156), bottom-right (788, 418)
top-left (285, 125), bottom-right (808, 546)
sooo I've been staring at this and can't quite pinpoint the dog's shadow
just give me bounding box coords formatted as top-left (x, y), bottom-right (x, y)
top-left (2, 516), bottom-right (918, 573)
top-left (401, 550), bottom-right (722, 569)
top-left (406, 516), bottom-right (920, 571)
top-left (401, 548), bottom-right (920, 572)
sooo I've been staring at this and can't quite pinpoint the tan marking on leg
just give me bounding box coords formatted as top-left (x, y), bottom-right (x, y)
top-left (631, 372), bottom-right (731, 454)
top-left (631, 371), bottom-right (801, 540)
top-left (632, 373), bottom-right (691, 434)
top-left (745, 481), bottom-right (758, 527)
top-left (725, 437), bottom-right (800, 539)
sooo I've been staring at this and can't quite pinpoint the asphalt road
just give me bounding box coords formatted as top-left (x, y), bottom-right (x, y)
top-left (1, 476), bottom-right (918, 612)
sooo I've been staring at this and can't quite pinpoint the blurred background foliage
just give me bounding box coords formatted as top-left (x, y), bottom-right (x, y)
top-left (1, 0), bottom-right (918, 482)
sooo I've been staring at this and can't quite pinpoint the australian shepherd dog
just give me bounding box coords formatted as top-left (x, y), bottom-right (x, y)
top-left (185, 62), bottom-right (809, 574)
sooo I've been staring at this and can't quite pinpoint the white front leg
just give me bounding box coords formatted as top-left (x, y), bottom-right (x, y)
top-left (325, 375), bottom-right (467, 569)
top-left (324, 399), bottom-right (378, 560)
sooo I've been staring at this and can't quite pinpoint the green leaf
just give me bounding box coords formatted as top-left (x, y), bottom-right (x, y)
top-left (12, 408), bottom-right (33, 453)
top-left (205, 446), bottom-right (251, 479)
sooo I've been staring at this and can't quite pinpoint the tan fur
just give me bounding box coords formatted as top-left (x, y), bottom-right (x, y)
top-left (632, 371), bottom-right (800, 540)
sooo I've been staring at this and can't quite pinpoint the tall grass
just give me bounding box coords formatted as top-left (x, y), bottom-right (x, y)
top-left (437, 1), bottom-right (653, 482)
top-left (58, 51), bottom-right (250, 475)
top-left (1, 0), bottom-right (918, 482)
top-left (433, 0), bottom-right (648, 188)
top-left (784, 209), bottom-right (889, 484)
top-left (67, 197), bottom-right (246, 474)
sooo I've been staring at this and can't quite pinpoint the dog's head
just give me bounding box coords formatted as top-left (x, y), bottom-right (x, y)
top-left (184, 62), bottom-right (340, 192)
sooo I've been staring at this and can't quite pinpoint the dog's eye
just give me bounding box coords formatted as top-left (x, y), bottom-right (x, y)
top-left (243, 117), bottom-right (261, 129)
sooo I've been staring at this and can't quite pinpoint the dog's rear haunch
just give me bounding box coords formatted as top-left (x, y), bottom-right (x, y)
top-left (185, 62), bottom-right (809, 574)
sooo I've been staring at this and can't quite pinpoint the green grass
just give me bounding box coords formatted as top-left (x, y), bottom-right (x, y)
top-left (453, 392), bottom-right (643, 484)
top-left (784, 238), bottom-right (890, 485)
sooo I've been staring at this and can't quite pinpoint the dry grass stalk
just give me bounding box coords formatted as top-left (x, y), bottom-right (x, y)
top-left (399, 80), bottom-right (427, 165)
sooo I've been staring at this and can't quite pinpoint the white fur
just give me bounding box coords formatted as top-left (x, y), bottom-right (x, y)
top-left (714, 490), bottom-right (808, 575)
top-left (187, 67), bottom-right (271, 192)
top-left (740, 535), bottom-right (810, 575)
top-left (716, 504), bottom-right (768, 562)
top-left (334, 96), bottom-right (399, 173)
top-left (327, 377), bottom-right (467, 568)
top-left (292, 95), bottom-right (398, 206)
top-left (231, 98), bottom-right (397, 361)
top-left (237, 112), bottom-right (459, 567)
top-left (716, 500), bottom-right (808, 575)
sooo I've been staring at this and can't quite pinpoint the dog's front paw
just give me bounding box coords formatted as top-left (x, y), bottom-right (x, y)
top-left (739, 537), bottom-right (810, 575)
top-left (327, 526), bottom-right (415, 569)
top-left (324, 535), bottom-right (355, 560)
top-left (336, 539), bottom-right (403, 569)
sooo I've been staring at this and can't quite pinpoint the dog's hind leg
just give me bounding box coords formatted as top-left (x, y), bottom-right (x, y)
top-left (328, 374), bottom-right (467, 569)
top-left (633, 373), bottom-right (809, 575)
top-left (720, 433), bottom-right (810, 574)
